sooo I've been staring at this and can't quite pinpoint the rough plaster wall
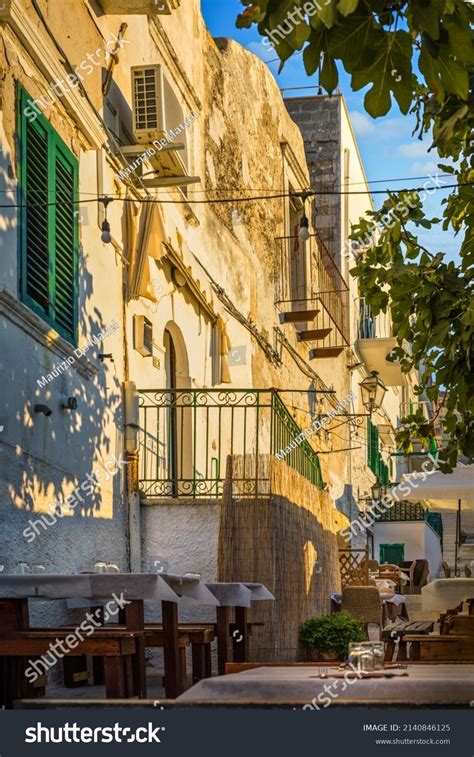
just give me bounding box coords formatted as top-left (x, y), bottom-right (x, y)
top-left (141, 500), bottom-right (220, 673)
top-left (141, 500), bottom-right (220, 610)
top-left (218, 458), bottom-right (347, 662)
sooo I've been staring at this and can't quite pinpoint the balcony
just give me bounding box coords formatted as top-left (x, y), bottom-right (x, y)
top-left (355, 297), bottom-right (405, 385)
top-left (377, 501), bottom-right (443, 546)
top-left (96, 0), bottom-right (180, 14)
top-left (275, 233), bottom-right (349, 359)
top-left (138, 389), bottom-right (324, 498)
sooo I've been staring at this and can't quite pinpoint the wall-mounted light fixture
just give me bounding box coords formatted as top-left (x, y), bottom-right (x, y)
top-left (34, 404), bottom-right (52, 417)
top-left (359, 370), bottom-right (387, 415)
top-left (61, 397), bottom-right (78, 411)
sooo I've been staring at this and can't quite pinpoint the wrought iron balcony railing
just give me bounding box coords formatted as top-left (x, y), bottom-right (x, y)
top-left (275, 233), bottom-right (349, 358)
top-left (357, 297), bottom-right (393, 340)
top-left (138, 389), bottom-right (324, 498)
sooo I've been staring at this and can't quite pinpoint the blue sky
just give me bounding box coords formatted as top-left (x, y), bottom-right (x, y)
top-left (200, 0), bottom-right (459, 260)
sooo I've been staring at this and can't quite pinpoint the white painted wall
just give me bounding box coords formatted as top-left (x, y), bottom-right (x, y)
top-left (373, 521), bottom-right (442, 579)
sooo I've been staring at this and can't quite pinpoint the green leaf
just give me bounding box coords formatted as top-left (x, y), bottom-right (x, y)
top-left (303, 29), bottom-right (326, 75)
top-left (337, 0), bottom-right (359, 17)
top-left (317, 0), bottom-right (338, 30)
top-left (285, 20), bottom-right (312, 50)
top-left (437, 48), bottom-right (469, 99)
top-left (351, 31), bottom-right (413, 117)
top-left (327, 12), bottom-right (381, 72)
top-left (444, 19), bottom-right (474, 65)
top-left (419, 41), bottom-right (444, 97)
top-left (320, 52), bottom-right (338, 93)
top-left (412, 3), bottom-right (441, 40)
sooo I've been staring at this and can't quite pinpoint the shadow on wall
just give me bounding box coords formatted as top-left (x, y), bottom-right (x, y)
top-left (218, 455), bottom-right (347, 663)
top-left (0, 162), bottom-right (124, 559)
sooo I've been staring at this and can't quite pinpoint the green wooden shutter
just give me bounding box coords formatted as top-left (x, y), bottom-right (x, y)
top-left (18, 85), bottom-right (78, 344)
top-left (53, 148), bottom-right (77, 339)
top-left (24, 117), bottom-right (50, 314)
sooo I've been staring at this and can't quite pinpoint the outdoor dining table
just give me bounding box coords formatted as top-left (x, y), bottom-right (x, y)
top-left (205, 582), bottom-right (275, 673)
top-left (0, 573), bottom-right (184, 702)
top-left (421, 578), bottom-right (474, 612)
top-left (175, 663), bottom-right (474, 706)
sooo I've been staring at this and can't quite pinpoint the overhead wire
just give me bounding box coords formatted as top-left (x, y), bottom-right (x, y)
top-left (0, 183), bottom-right (466, 209)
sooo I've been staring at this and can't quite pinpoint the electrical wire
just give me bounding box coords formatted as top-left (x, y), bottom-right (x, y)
top-left (0, 174), bottom-right (453, 196)
top-left (1, 182), bottom-right (466, 209)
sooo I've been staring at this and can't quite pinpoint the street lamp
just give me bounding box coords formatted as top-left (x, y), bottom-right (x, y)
top-left (371, 479), bottom-right (383, 502)
top-left (359, 370), bottom-right (387, 415)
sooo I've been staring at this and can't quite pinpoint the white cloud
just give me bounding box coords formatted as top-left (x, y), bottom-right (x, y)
top-left (397, 140), bottom-right (431, 158)
top-left (349, 111), bottom-right (376, 138)
top-left (410, 160), bottom-right (439, 175)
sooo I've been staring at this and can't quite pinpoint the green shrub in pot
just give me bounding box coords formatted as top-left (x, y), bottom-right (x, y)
top-left (299, 612), bottom-right (367, 661)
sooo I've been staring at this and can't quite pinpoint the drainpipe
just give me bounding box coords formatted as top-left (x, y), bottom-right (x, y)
top-left (124, 381), bottom-right (141, 573)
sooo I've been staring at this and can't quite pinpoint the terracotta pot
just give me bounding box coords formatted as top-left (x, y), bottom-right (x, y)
top-left (307, 647), bottom-right (341, 663)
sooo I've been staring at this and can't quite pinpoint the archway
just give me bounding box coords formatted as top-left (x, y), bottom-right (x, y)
top-left (163, 323), bottom-right (192, 496)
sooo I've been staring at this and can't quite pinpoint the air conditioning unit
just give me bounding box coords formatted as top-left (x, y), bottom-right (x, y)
top-left (131, 64), bottom-right (190, 176)
top-left (97, 0), bottom-right (180, 15)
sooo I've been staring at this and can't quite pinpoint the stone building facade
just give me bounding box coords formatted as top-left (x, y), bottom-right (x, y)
top-left (0, 0), bottom-right (418, 664)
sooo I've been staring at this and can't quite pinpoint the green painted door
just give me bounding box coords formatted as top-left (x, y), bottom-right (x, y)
top-left (380, 543), bottom-right (405, 565)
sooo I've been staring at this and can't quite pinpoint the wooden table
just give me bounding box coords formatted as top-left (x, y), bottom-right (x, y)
top-left (205, 583), bottom-right (274, 675)
top-left (0, 573), bottom-right (181, 706)
top-left (175, 664), bottom-right (474, 706)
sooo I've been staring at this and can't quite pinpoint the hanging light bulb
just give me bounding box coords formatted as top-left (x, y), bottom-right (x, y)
top-left (100, 197), bottom-right (114, 244)
top-left (101, 218), bottom-right (112, 244)
top-left (299, 213), bottom-right (310, 243)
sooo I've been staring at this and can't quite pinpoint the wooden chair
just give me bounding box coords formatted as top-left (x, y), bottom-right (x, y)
top-left (441, 561), bottom-right (451, 578)
top-left (368, 559), bottom-right (380, 572)
top-left (340, 586), bottom-right (383, 637)
top-left (382, 620), bottom-right (434, 662)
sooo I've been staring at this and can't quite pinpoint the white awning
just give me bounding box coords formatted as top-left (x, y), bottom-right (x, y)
top-left (388, 463), bottom-right (474, 510)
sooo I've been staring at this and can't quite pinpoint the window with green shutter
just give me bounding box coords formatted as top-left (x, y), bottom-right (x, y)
top-left (367, 418), bottom-right (390, 484)
top-left (17, 85), bottom-right (78, 344)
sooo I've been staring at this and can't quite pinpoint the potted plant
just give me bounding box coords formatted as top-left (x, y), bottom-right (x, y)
top-left (299, 611), bottom-right (367, 662)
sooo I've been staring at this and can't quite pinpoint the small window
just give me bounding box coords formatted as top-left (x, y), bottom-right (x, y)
top-left (18, 85), bottom-right (78, 344)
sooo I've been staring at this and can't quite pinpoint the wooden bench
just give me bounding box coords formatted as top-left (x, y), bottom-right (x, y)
top-left (382, 620), bottom-right (434, 662)
top-left (0, 630), bottom-right (142, 706)
top-left (404, 634), bottom-right (474, 661)
top-left (61, 623), bottom-right (215, 695)
top-left (443, 614), bottom-right (474, 636)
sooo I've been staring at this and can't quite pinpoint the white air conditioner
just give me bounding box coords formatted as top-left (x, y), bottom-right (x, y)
top-left (131, 64), bottom-right (190, 176)
top-left (97, 0), bottom-right (180, 15)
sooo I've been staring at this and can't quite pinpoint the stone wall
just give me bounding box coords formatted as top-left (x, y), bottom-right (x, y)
top-left (218, 456), bottom-right (347, 662)
top-left (285, 96), bottom-right (342, 265)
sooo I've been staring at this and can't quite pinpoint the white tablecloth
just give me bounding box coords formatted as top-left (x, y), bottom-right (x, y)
top-left (0, 574), bottom-right (93, 599)
top-left (0, 573), bottom-right (181, 603)
top-left (160, 574), bottom-right (220, 606)
top-left (422, 578), bottom-right (474, 611)
top-left (205, 582), bottom-right (275, 607)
